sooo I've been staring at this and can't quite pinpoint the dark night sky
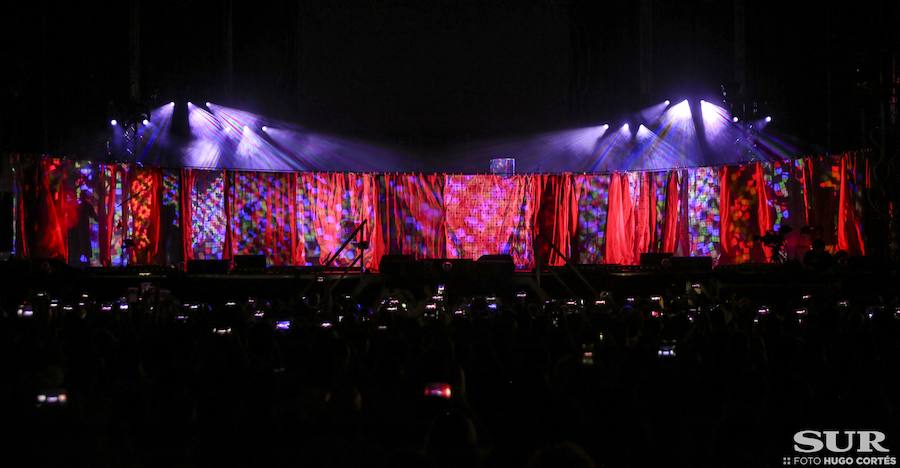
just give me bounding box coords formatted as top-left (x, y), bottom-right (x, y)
top-left (1, 0), bottom-right (897, 160)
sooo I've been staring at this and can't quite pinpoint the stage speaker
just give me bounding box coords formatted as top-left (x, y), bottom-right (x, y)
top-left (640, 252), bottom-right (673, 266)
top-left (187, 259), bottom-right (231, 274)
top-left (476, 254), bottom-right (515, 278)
top-left (234, 254), bottom-right (267, 270)
top-left (668, 256), bottom-right (713, 272)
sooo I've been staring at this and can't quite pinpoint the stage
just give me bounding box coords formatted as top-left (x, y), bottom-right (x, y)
top-left (12, 152), bottom-right (867, 271)
top-left (3, 255), bottom-right (891, 309)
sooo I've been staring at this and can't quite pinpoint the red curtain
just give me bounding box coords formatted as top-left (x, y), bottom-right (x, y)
top-left (532, 174), bottom-right (577, 266)
top-left (754, 162), bottom-right (773, 261)
top-left (289, 173), bottom-right (304, 265)
top-left (444, 175), bottom-right (535, 268)
top-left (804, 156), bottom-right (841, 248)
top-left (229, 171), bottom-right (297, 265)
top-left (798, 152), bottom-right (866, 255)
top-left (126, 167), bottom-right (163, 264)
top-left (179, 169), bottom-right (195, 264)
top-left (14, 157), bottom-right (74, 261)
top-left (362, 173), bottom-right (382, 270)
top-left (298, 172), bottom-right (378, 268)
top-left (661, 171), bottom-right (681, 253)
top-left (718, 166), bottom-right (735, 263)
top-left (605, 172), bottom-right (635, 264)
top-left (632, 172), bottom-right (655, 260)
top-left (837, 153), bottom-right (865, 255)
top-left (572, 174), bottom-right (610, 264)
top-left (719, 164), bottom-right (768, 264)
top-left (380, 173), bottom-right (446, 261)
top-left (13, 153), bottom-right (870, 269)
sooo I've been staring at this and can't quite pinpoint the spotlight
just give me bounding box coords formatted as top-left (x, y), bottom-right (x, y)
top-left (664, 100), bottom-right (671, 105)
top-left (670, 100), bottom-right (691, 119)
top-left (169, 101), bottom-right (175, 105)
top-left (732, 116), bottom-right (739, 123)
top-left (261, 125), bottom-right (268, 132)
top-left (765, 116), bottom-right (772, 122)
top-left (224, 127), bottom-right (231, 133)
top-left (110, 119), bottom-right (117, 126)
top-left (205, 102), bottom-right (212, 107)
top-left (623, 123), bottom-right (630, 131)
top-left (187, 101), bottom-right (192, 105)
top-left (142, 119), bottom-right (150, 125)
top-left (243, 125), bottom-right (249, 131)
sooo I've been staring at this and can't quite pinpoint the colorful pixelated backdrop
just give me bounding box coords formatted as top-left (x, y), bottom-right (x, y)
top-left (12, 152), bottom-right (867, 270)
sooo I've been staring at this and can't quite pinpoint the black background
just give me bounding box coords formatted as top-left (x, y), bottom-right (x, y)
top-left (1, 0), bottom-right (897, 159)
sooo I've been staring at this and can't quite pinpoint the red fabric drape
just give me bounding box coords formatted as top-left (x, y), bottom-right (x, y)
top-left (361, 173), bottom-right (381, 270)
top-left (127, 167), bottom-right (162, 264)
top-left (444, 175), bottom-right (535, 268)
top-left (15, 158), bottom-right (73, 261)
top-left (661, 171), bottom-right (681, 253)
top-left (298, 172), bottom-right (378, 268)
top-left (290, 173), bottom-right (305, 265)
top-left (632, 172), bottom-right (654, 260)
top-left (754, 162), bottom-right (773, 261)
top-left (179, 169), bottom-right (195, 265)
top-left (380, 173), bottom-right (446, 261)
top-left (838, 154), bottom-right (865, 255)
top-left (229, 171), bottom-right (296, 265)
top-left (98, 165), bottom-right (120, 266)
top-left (605, 172), bottom-right (635, 265)
top-left (12, 154), bottom-right (869, 269)
top-left (572, 174), bottom-right (610, 264)
top-left (223, 171), bottom-right (233, 262)
top-left (532, 174), bottom-right (577, 266)
top-left (718, 166), bottom-right (734, 263)
top-left (837, 155), bottom-right (850, 252)
top-left (719, 164), bottom-right (767, 264)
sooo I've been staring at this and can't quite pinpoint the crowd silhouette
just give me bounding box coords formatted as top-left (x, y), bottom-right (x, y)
top-left (2, 268), bottom-right (898, 468)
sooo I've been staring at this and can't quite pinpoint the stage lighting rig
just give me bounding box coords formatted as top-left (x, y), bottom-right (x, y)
top-left (106, 99), bottom-right (151, 162)
top-left (721, 82), bottom-right (776, 126)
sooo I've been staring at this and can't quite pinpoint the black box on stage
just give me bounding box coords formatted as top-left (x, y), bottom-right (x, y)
top-left (234, 254), bottom-right (267, 270)
top-left (187, 259), bottom-right (231, 274)
top-left (669, 256), bottom-right (713, 272)
top-left (378, 254), bottom-right (417, 276)
top-left (476, 254), bottom-right (515, 279)
top-left (640, 252), bottom-right (673, 266)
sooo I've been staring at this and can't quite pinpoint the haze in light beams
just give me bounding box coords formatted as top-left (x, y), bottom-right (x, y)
top-left (130, 99), bottom-right (796, 173)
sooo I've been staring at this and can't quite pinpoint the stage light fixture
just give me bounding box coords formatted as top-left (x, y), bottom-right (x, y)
top-left (670, 100), bottom-right (692, 119)
top-left (732, 116), bottom-right (739, 123)
top-left (110, 119), bottom-right (117, 126)
top-left (623, 123), bottom-right (630, 131)
top-left (262, 125), bottom-right (268, 132)
top-left (243, 125), bottom-right (249, 131)
top-left (206, 102), bottom-right (212, 107)
top-left (142, 119), bottom-right (150, 125)
top-left (765, 116), bottom-right (772, 122)
top-left (664, 100), bottom-right (671, 105)
top-left (187, 101), bottom-right (192, 105)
